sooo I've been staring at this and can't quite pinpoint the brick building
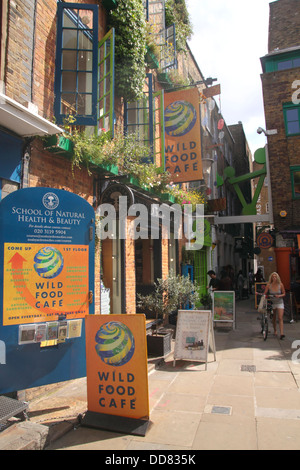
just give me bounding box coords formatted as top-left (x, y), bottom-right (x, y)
top-left (260, 0), bottom-right (300, 288)
top-left (0, 0), bottom-right (254, 331)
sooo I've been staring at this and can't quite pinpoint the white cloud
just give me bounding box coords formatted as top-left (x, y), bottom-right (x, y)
top-left (186, 0), bottom-right (271, 153)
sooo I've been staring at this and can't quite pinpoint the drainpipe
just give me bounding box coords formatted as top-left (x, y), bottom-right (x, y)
top-left (21, 140), bottom-right (31, 189)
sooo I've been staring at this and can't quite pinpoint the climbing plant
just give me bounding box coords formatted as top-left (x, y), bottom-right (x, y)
top-left (108, 0), bottom-right (147, 102)
top-left (165, 0), bottom-right (193, 52)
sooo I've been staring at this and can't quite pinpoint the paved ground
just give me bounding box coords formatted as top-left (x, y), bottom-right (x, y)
top-left (1, 296), bottom-right (300, 450)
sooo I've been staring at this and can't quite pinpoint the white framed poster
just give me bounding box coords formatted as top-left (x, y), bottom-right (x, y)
top-left (213, 291), bottom-right (236, 329)
top-left (173, 310), bottom-right (216, 370)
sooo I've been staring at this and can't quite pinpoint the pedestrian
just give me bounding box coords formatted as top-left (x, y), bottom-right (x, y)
top-left (264, 272), bottom-right (286, 340)
top-left (219, 270), bottom-right (233, 291)
top-left (207, 270), bottom-right (220, 291)
top-left (255, 268), bottom-right (264, 283)
top-left (237, 270), bottom-right (244, 300)
top-left (249, 269), bottom-right (254, 294)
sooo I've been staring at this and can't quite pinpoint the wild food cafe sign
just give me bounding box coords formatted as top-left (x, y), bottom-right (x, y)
top-left (0, 187), bottom-right (95, 393)
top-left (164, 87), bottom-right (203, 183)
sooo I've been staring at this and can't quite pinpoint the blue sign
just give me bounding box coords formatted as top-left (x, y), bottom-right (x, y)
top-left (0, 188), bottom-right (95, 394)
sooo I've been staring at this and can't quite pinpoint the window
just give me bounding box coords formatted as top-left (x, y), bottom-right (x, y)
top-left (124, 74), bottom-right (154, 160)
top-left (98, 29), bottom-right (115, 136)
top-left (55, 3), bottom-right (98, 126)
top-left (263, 50), bottom-right (300, 73)
top-left (277, 57), bottom-right (300, 71)
top-left (283, 103), bottom-right (300, 136)
top-left (290, 166), bottom-right (300, 199)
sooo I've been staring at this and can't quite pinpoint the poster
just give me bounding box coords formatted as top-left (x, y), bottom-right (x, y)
top-left (213, 291), bottom-right (236, 327)
top-left (164, 87), bottom-right (203, 183)
top-left (85, 314), bottom-right (149, 420)
top-left (0, 187), bottom-right (95, 394)
top-left (173, 310), bottom-right (215, 368)
top-left (3, 242), bottom-right (89, 325)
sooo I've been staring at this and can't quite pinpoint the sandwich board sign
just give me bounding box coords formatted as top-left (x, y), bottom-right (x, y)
top-left (213, 291), bottom-right (236, 329)
top-left (83, 314), bottom-right (150, 436)
top-left (0, 187), bottom-right (95, 394)
top-left (173, 310), bottom-right (216, 370)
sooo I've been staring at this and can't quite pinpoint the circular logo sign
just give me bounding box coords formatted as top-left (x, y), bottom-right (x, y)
top-left (42, 192), bottom-right (59, 210)
top-left (95, 322), bottom-right (135, 367)
top-left (257, 232), bottom-right (273, 249)
top-left (164, 100), bottom-right (197, 137)
top-left (34, 246), bottom-right (64, 279)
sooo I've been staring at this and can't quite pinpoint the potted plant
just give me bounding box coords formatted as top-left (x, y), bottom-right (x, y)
top-left (199, 292), bottom-right (212, 310)
top-left (137, 272), bottom-right (199, 356)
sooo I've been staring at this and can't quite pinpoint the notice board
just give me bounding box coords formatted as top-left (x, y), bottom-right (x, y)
top-left (0, 188), bottom-right (95, 393)
top-left (173, 310), bottom-right (216, 369)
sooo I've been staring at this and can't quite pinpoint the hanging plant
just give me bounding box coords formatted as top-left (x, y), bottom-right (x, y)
top-left (108, 0), bottom-right (147, 102)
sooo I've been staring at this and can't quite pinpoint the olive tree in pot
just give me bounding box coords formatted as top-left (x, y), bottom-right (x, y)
top-left (137, 272), bottom-right (199, 357)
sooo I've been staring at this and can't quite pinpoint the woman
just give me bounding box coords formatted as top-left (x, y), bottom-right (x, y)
top-left (264, 272), bottom-right (286, 340)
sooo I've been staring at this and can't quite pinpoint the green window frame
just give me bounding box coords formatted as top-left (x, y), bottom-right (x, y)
top-left (194, 249), bottom-right (207, 297)
top-left (263, 50), bottom-right (300, 73)
top-left (153, 89), bottom-right (165, 167)
top-left (98, 29), bottom-right (115, 136)
top-left (124, 74), bottom-right (154, 161)
top-left (283, 103), bottom-right (300, 136)
top-left (290, 166), bottom-right (300, 199)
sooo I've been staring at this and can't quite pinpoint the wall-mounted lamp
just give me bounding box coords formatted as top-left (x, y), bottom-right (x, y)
top-left (257, 127), bottom-right (278, 136)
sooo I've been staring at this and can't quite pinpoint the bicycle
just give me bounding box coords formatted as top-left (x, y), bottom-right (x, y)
top-left (260, 294), bottom-right (275, 341)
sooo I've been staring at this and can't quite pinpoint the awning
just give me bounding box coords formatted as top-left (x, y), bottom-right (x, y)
top-left (0, 92), bottom-right (63, 137)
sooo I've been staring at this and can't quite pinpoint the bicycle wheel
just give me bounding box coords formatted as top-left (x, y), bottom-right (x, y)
top-left (262, 317), bottom-right (268, 341)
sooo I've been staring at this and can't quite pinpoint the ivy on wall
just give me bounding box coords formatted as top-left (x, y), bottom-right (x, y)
top-left (108, 0), bottom-right (147, 102)
top-left (165, 0), bottom-right (193, 52)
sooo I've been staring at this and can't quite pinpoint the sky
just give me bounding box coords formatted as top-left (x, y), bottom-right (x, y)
top-left (186, 0), bottom-right (272, 156)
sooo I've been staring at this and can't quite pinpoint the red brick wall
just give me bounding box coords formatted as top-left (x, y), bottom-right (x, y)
top-left (261, 68), bottom-right (300, 231)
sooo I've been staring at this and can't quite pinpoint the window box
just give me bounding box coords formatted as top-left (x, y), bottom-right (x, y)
top-left (43, 135), bottom-right (74, 157)
top-left (157, 72), bottom-right (173, 89)
top-left (91, 161), bottom-right (119, 175)
top-left (159, 192), bottom-right (176, 204)
top-left (145, 47), bottom-right (159, 69)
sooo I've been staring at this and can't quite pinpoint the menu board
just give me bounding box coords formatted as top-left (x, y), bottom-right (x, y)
top-left (173, 310), bottom-right (215, 369)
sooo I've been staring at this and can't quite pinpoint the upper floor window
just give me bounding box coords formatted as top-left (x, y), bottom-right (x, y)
top-left (290, 166), bottom-right (300, 199)
top-left (283, 103), bottom-right (300, 136)
top-left (124, 74), bottom-right (154, 159)
top-left (263, 50), bottom-right (300, 73)
top-left (277, 57), bottom-right (300, 71)
top-left (54, 3), bottom-right (99, 126)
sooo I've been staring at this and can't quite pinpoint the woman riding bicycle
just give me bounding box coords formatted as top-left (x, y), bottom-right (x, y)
top-left (264, 272), bottom-right (286, 340)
